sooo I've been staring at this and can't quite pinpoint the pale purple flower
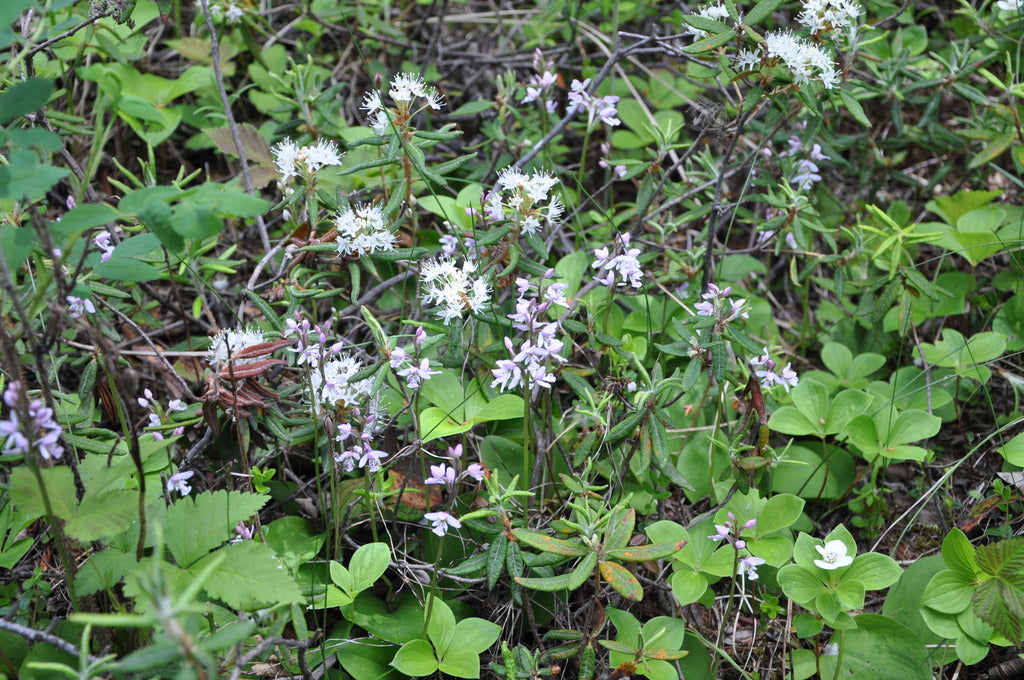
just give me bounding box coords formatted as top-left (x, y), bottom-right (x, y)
top-left (739, 555), bottom-right (766, 580)
top-left (167, 399), bottom-right (186, 412)
top-left (592, 233), bottom-right (643, 288)
top-left (93, 232), bottom-right (115, 262)
top-left (0, 382), bottom-right (63, 461)
top-left (425, 463), bottom-right (457, 485)
top-left (423, 510), bottom-right (462, 537)
top-left (167, 470), bottom-right (195, 496)
top-left (357, 442), bottom-right (388, 472)
top-left (336, 422), bottom-right (353, 443)
top-left (709, 523), bottom-right (731, 541)
top-left (447, 443), bottom-right (463, 459)
top-left (67, 295), bottom-right (96, 318)
top-left (233, 522), bottom-right (255, 542)
top-left (137, 388), bottom-right (155, 409)
top-left (389, 346), bottom-right (410, 369)
top-left (464, 462), bottom-right (485, 481)
top-left (397, 357), bottom-right (441, 390)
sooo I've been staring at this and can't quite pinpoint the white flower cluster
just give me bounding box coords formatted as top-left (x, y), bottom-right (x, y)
top-left (485, 167), bottom-right (563, 235)
top-left (420, 258), bottom-right (491, 325)
top-left (311, 355), bottom-right (374, 408)
top-left (797, 0), bottom-right (862, 37)
top-left (208, 327), bottom-right (266, 367)
top-left (761, 31), bottom-right (840, 88)
top-left (272, 138), bottom-right (343, 185)
top-left (362, 72), bottom-right (444, 135)
top-left (335, 203), bottom-right (396, 256)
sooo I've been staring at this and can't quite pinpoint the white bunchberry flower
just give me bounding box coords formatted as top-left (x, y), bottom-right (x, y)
top-left (208, 327), bottom-right (265, 367)
top-left (335, 203), bottom-right (396, 256)
top-left (814, 539), bottom-right (854, 570)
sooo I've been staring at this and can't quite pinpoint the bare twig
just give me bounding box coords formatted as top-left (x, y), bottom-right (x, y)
top-left (0, 618), bottom-right (104, 665)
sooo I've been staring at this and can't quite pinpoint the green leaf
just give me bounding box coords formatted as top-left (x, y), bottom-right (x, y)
top-left (190, 541), bottom-right (301, 609)
top-left (743, 0), bottom-right (783, 25)
top-left (670, 569), bottom-right (708, 606)
top-left (515, 552), bottom-right (597, 592)
top-left (164, 490), bottom-right (269, 567)
top-left (65, 489), bottom-right (137, 542)
top-left (603, 507), bottom-right (636, 551)
top-left (606, 539), bottom-right (688, 562)
top-left (975, 538), bottom-right (1024, 579)
top-left (757, 493), bottom-right (805, 535)
top-left (10, 466), bottom-right (76, 520)
top-left (0, 158), bottom-right (69, 200)
top-left (427, 599), bottom-right (456, 656)
top-left (512, 529), bottom-right (589, 557)
top-left (778, 564), bottom-right (826, 605)
top-left (972, 579), bottom-right (1024, 643)
top-left (0, 224), bottom-right (34, 271)
top-left (600, 560), bottom-right (643, 601)
top-left (844, 552), bottom-right (902, 591)
top-left (0, 78), bottom-right (52, 124)
top-left (263, 516), bottom-right (325, 572)
top-left (391, 639), bottom-right (438, 677)
top-left (93, 257), bottom-right (163, 282)
top-left (921, 570), bottom-right (974, 614)
top-left (348, 542), bottom-right (391, 594)
top-left (835, 577), bottom-right (866, 610)
top-left (817, 614), bottom-right (929, 680)
top-left (839, 90), bottom-right (870, 128)
top-left (941, 528), bottom-right (978, 577)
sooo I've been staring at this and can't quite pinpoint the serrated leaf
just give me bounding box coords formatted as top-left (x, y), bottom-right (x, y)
top-left (972, 579), bottom-right (1024, 643)
top-left (975, 538), bottom-right (1024, 579)
top-left (190, 541), bottom-right (301, 609)
top-left (164, 490), bottom-right (268, 567)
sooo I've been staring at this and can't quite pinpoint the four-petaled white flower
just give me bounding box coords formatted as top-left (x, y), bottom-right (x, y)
top-left (814, 539), bottom-right (854, 570)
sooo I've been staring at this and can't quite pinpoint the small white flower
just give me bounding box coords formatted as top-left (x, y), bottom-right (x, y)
top-left (997, 0), bottom-right (1021, 9)
top-left (823, 641), bottom-right (840, 656)
top-left (814, 539), bottom-right (854, 570)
